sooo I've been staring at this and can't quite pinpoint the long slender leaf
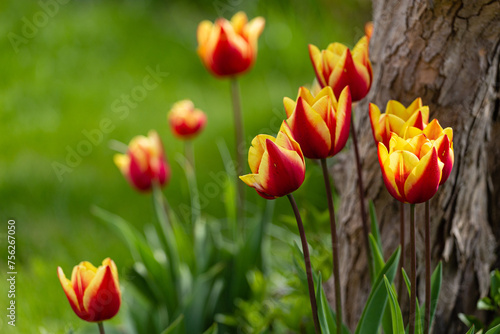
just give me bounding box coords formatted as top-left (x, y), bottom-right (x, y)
top-left (315, 272), bottom-right (352, 334)
top-left (369, 200), bottom-right (383, 252)
top-left (486, 324), bottom-right (500, 334)
top-left (401, 268), bottom-right (423, 334)
top-left (369, 234), bottom-right (385, 277)
top-left (355, 247), bottom-right (400, 334)
top-left (430, 262), bottom-right (443, 329)
top-left (465, 325), bottom-right (475, 334)
top-left (161, 314), bottom-right (184, 334)
top-left (384, 276), bottom-right (405, 334)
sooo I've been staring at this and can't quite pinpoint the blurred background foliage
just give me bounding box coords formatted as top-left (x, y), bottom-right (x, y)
top-left (0, 0), bottom-right (370, 332)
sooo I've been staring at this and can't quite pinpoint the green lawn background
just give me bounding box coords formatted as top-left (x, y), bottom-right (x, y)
top-left (0, 0), bottom-right (370, 332)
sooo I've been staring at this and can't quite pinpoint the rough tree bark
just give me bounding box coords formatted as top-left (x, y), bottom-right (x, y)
top-left (329, 0), bottom-right (500, 332)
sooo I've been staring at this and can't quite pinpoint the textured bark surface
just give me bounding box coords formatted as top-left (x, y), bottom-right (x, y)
top-left (329, 0), bottom-right (500, 332)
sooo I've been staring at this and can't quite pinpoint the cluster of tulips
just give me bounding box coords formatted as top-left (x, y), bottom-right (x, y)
top-left (57, 10), bottom-right (455, 334)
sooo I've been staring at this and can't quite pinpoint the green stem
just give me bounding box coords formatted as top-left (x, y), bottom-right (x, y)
top-left (398, 201), bottom-right (405, 297)
top-left (350, 115), bottom-right (372, 277)
top-left (320, 159), bottom-right (342, 334)
top-left (98, 322), bottom-right (105, 334)
top-left (425, 200), bottom-right (431, 334)
top-left (287, 194), bottom-right (321, 334)
top-left (409, 203), bottom-right (416, 334)
top-left (184, 140), bottom-right (200, 224)
top-left (230, 77), bottom-right (245, 224)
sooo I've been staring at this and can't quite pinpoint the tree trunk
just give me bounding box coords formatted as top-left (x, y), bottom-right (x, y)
top-left (329, 0), bottom-right (500, 332)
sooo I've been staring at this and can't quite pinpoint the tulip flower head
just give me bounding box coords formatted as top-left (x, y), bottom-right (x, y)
top-left (378, 133), bottom-right (444, 204)
top-left (369, 98), bottom-right (429, 148)
top-left (406, 119), bottom-right (454, 185)
top-left (240, 122), bottom-right (305, 199)
top-left (114, 130), bottom-right (170, 192)
top-left (197, 11), bottom-right (265, 77)
top-left (168, 100), bottom-right (207, 139)
top-left (57, 258), bottom-right (121, 322)
top-left (284, 85), bottom-right (352, 159)
top-left (309, 36), bottom-right (372, 101)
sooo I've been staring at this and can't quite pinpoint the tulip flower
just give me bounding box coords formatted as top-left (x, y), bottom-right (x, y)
top-left (309, 36), bottom-right (372, 101)
top-left (284, 85), bottom-right (352, 159)
top-left (406, 119), bottom-right (454, 185)
top-left (114, 130), bottom-right (170, 192)
top-left (168, 100), bottom-right (207, 139)
top-left (57, 258), bottom-right (121, 322)
top-left (378, 133), bottom-right (444, 204)
top-left (369, 98), bottom-right (429, 148)
top-left (239, 122), bottom-right (305, 199)
top-left (197, 11), bottom-right (265, 77)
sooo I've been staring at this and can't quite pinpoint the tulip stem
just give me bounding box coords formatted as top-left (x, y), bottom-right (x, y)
top-left (98, 322), bottom-right (105, 334)
top-left (287, 194), bottom-right (321, 334)
top-left (320, 158), bottom-right (342, 334)
top-left (409, 203), bottom-right (416, 334)
top-left (425, 200), bottom-right (431, 334)
top-left (230, 77), bottom-right (245, 225)
top-left (350, 116), bottom-right (372, 277)
top-left (184, 140), bottom-right (200, 224)
top-left (398, 201), bottom-right (405, 297)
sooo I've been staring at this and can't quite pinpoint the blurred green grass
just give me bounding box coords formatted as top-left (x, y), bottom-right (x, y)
top-left (0, 0), bottom-right (370, 332)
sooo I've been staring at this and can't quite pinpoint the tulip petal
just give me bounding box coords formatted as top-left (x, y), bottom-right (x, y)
top-left (248, 134), bottom-right (275, 174)
top-left (369, 103), bottom-right (384, 143)
top-left (244, 16), bottom-right (265, 44)
top-left (404, 148), bottom-right (442, 203)
top-left (283, 97), bottom-right (296, 118)
top-left (83, 265), bottom-right (121, 322)
top-left (407, 97), bottom-right (423, 114)
top-left (197, 20), bottom-right (213, 46)
top-left (239, 173), bottom-right (275, 199)
top-left (434, 134), bottom-right (454, 184)
top-left (287, 97), bottom-right (331, 159)
top-left (309, 44), bottom-right (327, 88)
top-left (423, 119), bottom-right (444, 140)
top-left (331, 86), bottom-right (352, 156)
top-left (258, 139), bottom-right (305, 197)
top-left (297, 86), bottom-right (316, 106)
top-left (378, 143), bottom-right (405, 202)
top-left (386, 100), bottom-right (408, 119)
top-left (230, 11), bottom-right (248, 35)
top-left (58, 267), bottom-right (81, 314)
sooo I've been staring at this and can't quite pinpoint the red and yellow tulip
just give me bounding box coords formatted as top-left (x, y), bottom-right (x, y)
top-left (284, 86), bottom-right (352, 159)
top-left (240, 122), bottom-right (305, 199)
top-left (57, 258), bottom-right (121, 322)
top-left (114, 130), bottom-right (170, 192)
top-left (369, 98), bottom-right (429, 148)
top-left (168, 100), bottom-right (207, 139)
top-left (309, 36), bottom-right (372, 101)
top-left (406, 119), bottom-right (454, 185)
top-left (378, 133), bottom-right (444, 204)
top-left (197, 12), bottom-right (265, 77)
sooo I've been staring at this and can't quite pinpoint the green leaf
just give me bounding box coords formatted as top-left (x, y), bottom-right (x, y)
top-left (459, 313), bottom-right (483, 331)
top-left (430, 262), bottom-right (443, 328)
top-left (355, 247), bottom-right (400, 334)
top-left (485, 324), bottom-right (500, 334)
top-left (478, 297), bottom-right (495, 311)
top-left (384, 276), bottom-right (405, 334)
top-left (161, 314), bottom-right (184, 334)
top-left (369, 234), bottom-right (385, 277)
top-left (202, 323), bottom-right (218, 334)
top-left (368, 201), bottom-right (382, 283)
top-left (316, 272), bottom-right (334, 334)
top-left (465, 325), bottom-right (475, 334)
top-left (491, 270), bottom-right (500, 304)
top-left (401, 268), bottom-right (423, 334)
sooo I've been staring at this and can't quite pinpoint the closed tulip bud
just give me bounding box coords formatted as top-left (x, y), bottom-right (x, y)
top-left (309, 36), bottom-right (372, 101)
top-left (378, 133), bottom-right (444, 204)
top-left (406, 119), bottom-right (454, 185)
top-left (284, 85), bottom-right (352, 159)
top-left (197, 11), bottom-right (265, 77)
top-left (369, 98), bottom-right (429, 148)
top-left (114, 130), bottom-right (170, 192)
top-left (240, 122), bottom-right (305, 199)
top-left (57, 258), bottom-right (121, 322)
top-left (168, 100), bottom-right (207, 139)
